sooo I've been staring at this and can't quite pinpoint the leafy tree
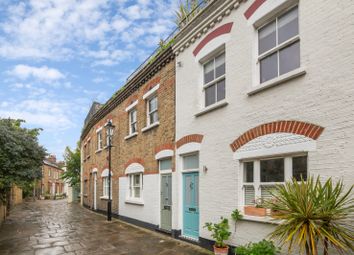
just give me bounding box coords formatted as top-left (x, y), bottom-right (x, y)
top-left (61, 144), bottom-right (80, 187)
top-left (0, 118), bottom-right (46, 202)
top-left (267, 177), bottom-right (354, 255)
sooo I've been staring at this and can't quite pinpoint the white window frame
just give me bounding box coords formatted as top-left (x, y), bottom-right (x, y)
top-left (48, 169), bottom-right (51, 177)
top-left (240, 153), bottom-right (307, 209)
top-left (128, 173), bottom-right (143, 199)
top-left (159, 157), bottom-right (173, 173)
top-left (129, 108), bottom-right (137, 135)
top-left (202, 51), bottom-right (226, 108)
top-left (102, 177), bottom-right (112, 198)
top-left (256, 4), bottom-right (301, 85)
top-left (146, 95), bottom-right (158, 126)
top-left (97, 130), bottom-right (103, 151)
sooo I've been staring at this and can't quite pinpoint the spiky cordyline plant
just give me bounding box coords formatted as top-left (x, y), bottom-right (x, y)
top-left (266, 176), bottom-right (354, 255)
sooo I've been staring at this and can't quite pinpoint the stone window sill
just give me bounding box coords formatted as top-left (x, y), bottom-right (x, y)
top-left (95, 149), bottom-right (103, 154)
top-left (241, 215), bottom-right (283, 225)
top-left (248, 67), bottom-right (306, 96)
top-left (142, 122), bottom-right (160, 133)
top-left (124, 132), bottom-right (138, 140)
top-left (195, 100), bottom-right (228, 117)
top-left (100, 196), bottom-right (111, 200)
top-left (125, 199), bottom-right (144, 206)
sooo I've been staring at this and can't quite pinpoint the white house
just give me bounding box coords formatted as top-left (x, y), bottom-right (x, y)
top-left (172, 0), bottom-right (354, 250)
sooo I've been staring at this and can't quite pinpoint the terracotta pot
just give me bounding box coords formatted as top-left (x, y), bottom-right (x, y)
top-left (213, 245), bottom-right (229, 255)
top-left (244, 206), bottom-right (267, 217)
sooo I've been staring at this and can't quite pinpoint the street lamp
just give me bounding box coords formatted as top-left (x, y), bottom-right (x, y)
top-left (105, 119), bottom-right (115, 221)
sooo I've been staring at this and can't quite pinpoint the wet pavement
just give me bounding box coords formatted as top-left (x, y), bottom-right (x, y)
top-left (0, 200), bottom-right (211, 255)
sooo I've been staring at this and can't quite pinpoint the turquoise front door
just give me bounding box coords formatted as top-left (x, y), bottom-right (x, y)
top-left (183, 172), bottom-right (199, 239)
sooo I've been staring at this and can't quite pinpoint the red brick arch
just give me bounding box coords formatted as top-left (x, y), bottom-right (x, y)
top-left (124, 158), bottom-right (145, 169)
top-left (176, 134), bottom-right (204, 149)
top-left (230, 121), bottom-right (324, 152)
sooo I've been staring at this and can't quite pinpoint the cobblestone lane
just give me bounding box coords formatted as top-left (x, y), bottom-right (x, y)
top-left (0, 200), bottom-right (211, 255)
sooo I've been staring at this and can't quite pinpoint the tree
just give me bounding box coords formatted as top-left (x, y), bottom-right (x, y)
top-left (61, 144), bottom-right (80, 187)
top-left (267, 177), bottom-right (354, 255)
top-left (0, 118), bottom-right (46, 202)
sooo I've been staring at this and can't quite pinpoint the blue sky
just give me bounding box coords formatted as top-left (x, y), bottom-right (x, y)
top-left (0, 0), bottom-right (177, 160)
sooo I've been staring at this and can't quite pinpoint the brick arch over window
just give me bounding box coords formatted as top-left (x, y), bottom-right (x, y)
top-left (193, 23), bottom-right (233, 57)
top-left (124, 158), bottom-right (145, 169)
top-left (176, 134), bottom-right (204, 149)
top-left (230, 121), bottom-right (324, 152)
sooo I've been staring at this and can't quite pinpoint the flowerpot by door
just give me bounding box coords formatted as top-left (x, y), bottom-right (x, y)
top-left (213, 245), bottom-right (229, 255)
top-left (244, 206), bottom-right (267, 217)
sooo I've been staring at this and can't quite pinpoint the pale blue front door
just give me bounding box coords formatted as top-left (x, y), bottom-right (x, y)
top-left (183, 172), bottom-right (199, 239)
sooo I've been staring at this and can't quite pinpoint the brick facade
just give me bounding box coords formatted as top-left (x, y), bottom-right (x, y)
top-left (81, 49), bottom-right (175, 217)
top-left (40, 160), bottom-right (65, 196)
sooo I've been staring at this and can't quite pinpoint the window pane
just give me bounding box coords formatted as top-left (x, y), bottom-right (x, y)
top-left (134, 187), bottom-right (140, 198)
top-left (293, 156), bottom-right (307, 181)
top-left (278, 6), bottom-right (299, 44)
top-left (259, 21), bottom-right (276, 54)
top-left (244, 162), bottom-right (254, 182)
top-left (185, 175), bottom-right (193, 205)
top-left (160, 158), bottom-right (172, 171)
top-left (215, 53), bottom-right (225, 78)
top-left (279, 41), bottom-right (300, 75)
top-left (260, 52), bottom-right (278, 83)
top-left (183, 154), bottom-right (199, 170)
top-left (260, 158), bottom-right (284, 182)
top-left (204, 59), bottom-right (214, 84)
top-left (205, 84), bottom-right (216, 107)
top-left (150, 111), bottom-right (158, 124)
top-left (216, 79), bottom-right (225, 102)
top-left (244, 185), bottom-right (255, 205)
top-left (261, 185), bottom-right (276, 201)
top-left (149, 97), bottom-right (158, 112)
top-left (133, 174), bottom-right (140, 186)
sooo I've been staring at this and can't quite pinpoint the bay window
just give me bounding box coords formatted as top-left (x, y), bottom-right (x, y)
top-left (258, 6), bottom-right (300, 83)
top-left (203, 52), bottom-right (225, 107)
top-left (242, 155), bottom-right (307, 208)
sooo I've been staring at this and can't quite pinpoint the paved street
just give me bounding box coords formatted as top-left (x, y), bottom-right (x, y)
top-left (0, 200), bottom-right (211, 255)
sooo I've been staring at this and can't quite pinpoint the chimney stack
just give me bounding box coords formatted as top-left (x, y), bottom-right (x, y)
top-left (47, 154), bottom-right (57, 164)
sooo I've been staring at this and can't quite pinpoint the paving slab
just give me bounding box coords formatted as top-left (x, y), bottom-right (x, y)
top-left (0, 200), bottom-right (212, 255)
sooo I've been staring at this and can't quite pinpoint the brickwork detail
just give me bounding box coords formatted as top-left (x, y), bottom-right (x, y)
top-left (154, 143), bottom-right (175, 154)
top-left (230, 121), bottom-right (324, 152)
top-left (176, 134), bottom-right (204, 148)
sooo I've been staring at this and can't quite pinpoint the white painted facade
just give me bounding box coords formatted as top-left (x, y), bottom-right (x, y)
top-left (173, 0), bottom-right (354, 250)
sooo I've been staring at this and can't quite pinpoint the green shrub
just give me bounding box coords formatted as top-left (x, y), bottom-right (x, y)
top-left (235, 240), bottom-right (280, 255)
top-left (204, 217), bottom-right (231, 248)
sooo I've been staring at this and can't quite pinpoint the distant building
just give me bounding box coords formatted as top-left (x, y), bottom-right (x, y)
top-left (39, 155), bottom-right (65, 197)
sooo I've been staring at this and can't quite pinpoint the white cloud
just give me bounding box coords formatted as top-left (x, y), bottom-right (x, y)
top-left (9, 65), bottom-right (65, 83)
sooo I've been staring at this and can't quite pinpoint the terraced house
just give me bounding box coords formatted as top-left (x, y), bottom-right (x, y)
top-left (81, 46), bottom-right (175, 231)
top-left (80, 0), bottom-right (353, 253)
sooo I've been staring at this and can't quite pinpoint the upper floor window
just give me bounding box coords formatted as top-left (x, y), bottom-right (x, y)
top-left (129, 109), bottom-right (137, 135)
top-left (203, 52), bottom-right (225, 107)
top-left (97, 130), bottom-right (103, 150)
top-left (48, 169), bottom-right (51, 177)
top-left (147, 95), bottom-right (158, 125)
top-left (87, 140), bottom-right (91, 157)
top-left (258, 6), bottom-right (299, 83)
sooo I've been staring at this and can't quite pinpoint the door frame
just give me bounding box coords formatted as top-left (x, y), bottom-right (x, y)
top-left (93, 169), bottom-right (98, 210)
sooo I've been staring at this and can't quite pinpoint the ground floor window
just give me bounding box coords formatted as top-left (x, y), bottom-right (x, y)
top-left (129, 173), bottom-right (143, 199)
top-left (102, 177), bottom-right (112, 197)
top-left (242, 154), bottom-right (307, 206)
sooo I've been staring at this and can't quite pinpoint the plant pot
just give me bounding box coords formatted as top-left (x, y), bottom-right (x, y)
top-left (271, 209), bottom-right (286, 218)
top-left (244, 206), bottom-right (267, 217)
top-left (213, 245), bottom-right (229, 255)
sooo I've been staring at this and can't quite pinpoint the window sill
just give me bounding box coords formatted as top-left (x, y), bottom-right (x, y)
top-left (241, 215), bottom-right (283, 225)
top-left (100, 196), bottom-right (111, 200)
top-left (124, 132), bottom-right (138, 140)
top-left (125, 199), bottom-right (144, 206)
top-left (142, 122), bottom-right (160, 132)
top-left (248, 67), bottom-right (306, 96)
top-left (195, 100), bottom-right (228, 117)
top-left (95, 149), bottom-right (103, 154)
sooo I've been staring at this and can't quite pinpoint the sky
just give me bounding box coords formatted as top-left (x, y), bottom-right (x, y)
top-left (0, 0), bottom-right (178, 160)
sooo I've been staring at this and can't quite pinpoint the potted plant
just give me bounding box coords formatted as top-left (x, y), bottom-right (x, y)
top-left (267, 177), bottom-right (354, 255)
top-left (244, 198), bottom-right (267, 217)
top-left (204, 217), bottom-right (231, 255)
top-left (235, 239), bottom-right (280, 255)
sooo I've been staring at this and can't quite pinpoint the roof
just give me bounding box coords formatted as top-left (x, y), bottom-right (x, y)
top-left (84, 101), bottom-right (103, 127)
top-left (43, 160), bottom-right (64, 171)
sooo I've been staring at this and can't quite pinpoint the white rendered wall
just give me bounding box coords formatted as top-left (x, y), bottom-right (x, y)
top-left (175, 0), bottom-right (354, 248)
top-left (119, 174), bottom-right (159, 226)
